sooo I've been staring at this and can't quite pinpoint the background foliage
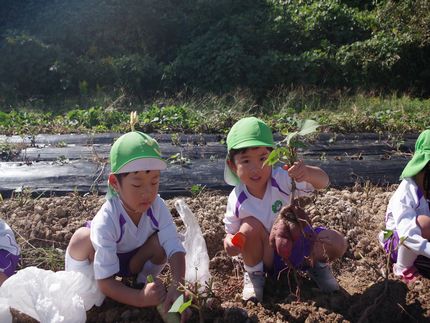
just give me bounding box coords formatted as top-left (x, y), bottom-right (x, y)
top-left (0, 0), bottom-right (429, 107)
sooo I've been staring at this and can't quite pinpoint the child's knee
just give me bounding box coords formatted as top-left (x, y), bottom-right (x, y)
top-left (144, 233), bottom-right (166, 264)
top-left (417, 215), bottom-right (430, 240)
top-left (68, 227), bottom-right (94, 260)
top-left (240, 216), bottom-right (267, 240)
top-left (313, 229), bottom-right (347, 263)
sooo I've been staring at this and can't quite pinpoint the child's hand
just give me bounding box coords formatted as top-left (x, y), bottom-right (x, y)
top-left (285, 160), bottom-right (309, 182)
top-left (139, 278), bottom-right (166, 307)
top-left (224, 234), bottom-right (242, 256)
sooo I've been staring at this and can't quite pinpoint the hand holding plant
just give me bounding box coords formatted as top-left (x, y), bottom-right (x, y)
top-left (265, 119), bottom-right (319, 269)
top-left (265, 119), bottom-right (319, 203)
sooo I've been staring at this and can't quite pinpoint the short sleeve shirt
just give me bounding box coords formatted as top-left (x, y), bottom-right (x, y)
top-left (90, 195), bottom-right (185, 280)
top-left (385, 178), bottom-right (430, 256)
top-left (0, 220), bottom-right (20, 256)
top-left (223, 167), bottom-right (315, 234)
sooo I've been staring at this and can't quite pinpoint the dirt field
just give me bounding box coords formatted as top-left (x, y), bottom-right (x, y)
top-left (3, 184), bottom-right (430, 323)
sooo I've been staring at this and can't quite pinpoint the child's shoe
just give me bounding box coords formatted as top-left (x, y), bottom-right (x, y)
top-left (242, 271), bottom-right (265, 302)
top-left (307, 262), bottom-right (339, 292)
top-left (393, 263), bottom-right (419, 283)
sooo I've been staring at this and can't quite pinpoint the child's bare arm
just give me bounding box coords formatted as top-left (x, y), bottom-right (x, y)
top-left (163, 252), bottom-right (186, 312)
top-left (98, 276), bottom-right (166, 307)
top-left (288, 160), bottom-right (329, 189)
top-left (167, 251), bottom-right (186, 287)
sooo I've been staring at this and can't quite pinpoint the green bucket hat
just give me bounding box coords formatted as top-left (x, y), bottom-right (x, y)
top-left (400, 129), bottom-right (430, 179)
top-left (107, 131), bottom-right (166, 198)
top-left (224, 117), bottom-right (274, 186)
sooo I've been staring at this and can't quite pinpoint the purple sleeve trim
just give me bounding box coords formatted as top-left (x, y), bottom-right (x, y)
top-left (234, 191), bottom-right (248, 217)
top-left (147, 207), bottom-right (159, 228)
top-left (271, 177), bottom-right (290, 197)
top-left (417, 187), bottom-right (423, 208)
top-left (115, 214), bottom-right (126, 243)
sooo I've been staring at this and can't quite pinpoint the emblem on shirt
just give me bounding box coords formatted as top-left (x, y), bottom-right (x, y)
top-left (272, 200), bottom-right (283, 213)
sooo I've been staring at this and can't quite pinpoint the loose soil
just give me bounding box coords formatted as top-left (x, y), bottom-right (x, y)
top-left (2, 184), bottom-right (430, 323)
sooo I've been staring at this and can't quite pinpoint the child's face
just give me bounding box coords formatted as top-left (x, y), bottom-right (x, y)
top-left (228, 146), bottom-right (272, 198)
top-left (110, 170), bottom-right (160, 217)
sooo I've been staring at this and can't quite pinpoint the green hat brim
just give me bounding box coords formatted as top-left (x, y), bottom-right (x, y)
top-left (224, 159), bottom-right (240, 186)
top-left (115, 157), bottom-right (166, 174)
top-left (231, 140), bottom-right (274, 150)
top-left (400, 152), bottom-right (430, 179)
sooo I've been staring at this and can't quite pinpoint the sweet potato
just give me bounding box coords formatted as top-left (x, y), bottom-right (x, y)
top-left (269, 205), bottom-right (314, 260)
top-left (269, 214), bottom-right (293, 259)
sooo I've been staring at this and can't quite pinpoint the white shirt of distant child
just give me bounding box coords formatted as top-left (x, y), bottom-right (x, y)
top-left (91, 195), bottom-right (185, 280)
top-left (0, 220), bottom-right (20, 257)
top-left (224, 166), bottom-right (314, 234)
top-left (384, 178), bottom-right (430, 257)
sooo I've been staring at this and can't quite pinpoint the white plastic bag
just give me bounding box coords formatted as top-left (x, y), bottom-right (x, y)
top-left (0, 266), bottom-right (104, 323)
top-left (175, 199), bottom-right (211, 287)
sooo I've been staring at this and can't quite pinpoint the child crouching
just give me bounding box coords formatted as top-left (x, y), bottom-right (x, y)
top-left (65, 131), bottom-right (186, 316)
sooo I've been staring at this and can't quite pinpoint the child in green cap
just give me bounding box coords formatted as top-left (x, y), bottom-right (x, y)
top-left (223, 117), bottom-right (347, 302)
top-left (379, 129), bottom-right (430, 283)
top-left (65, 131), bottom-right (186, 315)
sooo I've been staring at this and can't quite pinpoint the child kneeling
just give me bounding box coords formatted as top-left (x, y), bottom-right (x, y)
top-left (379, 129), bottom-right (430, 283)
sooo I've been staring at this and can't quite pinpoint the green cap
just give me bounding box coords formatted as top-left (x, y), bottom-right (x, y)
top-left (224, 117), bottom-right (274, 186)
top-left (400, 129), bottom-right (430, 179)
top-left (107, 131), bottom-right (166, 198)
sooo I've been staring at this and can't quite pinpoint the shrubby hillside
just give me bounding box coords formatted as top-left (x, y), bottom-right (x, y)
top-left (0, 0), bottom-right (429, 106)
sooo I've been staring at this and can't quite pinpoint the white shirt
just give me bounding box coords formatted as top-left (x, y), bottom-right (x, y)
top-left (224, 167), bottom-right (315, 234)
top-left (385, 178), bottom-right (430, 257)
top-left (0, 219), bottom-right (20, 256)
top-left (91, 195), bottom-right (185, 280)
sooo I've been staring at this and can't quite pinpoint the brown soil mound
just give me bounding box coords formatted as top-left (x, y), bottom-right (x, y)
top-left (2, 185), bottom-right (430, 322)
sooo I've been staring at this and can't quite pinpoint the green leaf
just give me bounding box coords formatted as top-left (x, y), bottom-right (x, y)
top-left (168, 294), bottom-right (183, 313)
top-left (383, 229), bottom-right (393, 240)
top-left (178, 298), bottom-right (192, 314)
top-left (264, 149), bottom-right (281, 166)
top-left (297, 119), bottom-right (319, 136)
top-left (168, 294), bottom-right (192, 314)
top-left (286, 131), bottom-right (298, 146)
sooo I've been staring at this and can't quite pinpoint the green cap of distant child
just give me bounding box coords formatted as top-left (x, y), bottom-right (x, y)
top-left (224, 117), bottom-right (275, 186)
top-left (107, 131), bottom-right (166, 198)
top-left (400, 129), bottom-right (430, 179)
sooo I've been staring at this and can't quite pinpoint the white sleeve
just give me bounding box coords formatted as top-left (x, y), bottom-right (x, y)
top-left (274, 166), bottom-right (315, 198)
top-left (156, 201), bottom-right (186, 259)
top-left (223, 191), bottom-right (241, 234)
top-left (391, 188), bottom-right (430, 257)
top-left (0, 220), bottom-right (20, 256)
top-left (90, 208), bottom-right (121, 280)
top-left (295, 180), bottom-right (315, 198)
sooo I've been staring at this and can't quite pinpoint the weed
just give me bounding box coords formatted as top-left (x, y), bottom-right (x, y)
top-left (56, 141), bottom-right (67, 148)
top-left (20, 246), bottom-right (65, 272)
top-left (167, 152), bottom-right (191, 166)
top-left (12, 186), bottom-right (33, 206)
top-left (130, 111), bottom-right (138, 131)
top-left (0, 141), bottom-right (22, 161)
top-left (171, 277), bottom-right (217, 323)
top-left (171, 133), bottom-right (181, 146)
top-left (190, 184), bottom-right (205, 197)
